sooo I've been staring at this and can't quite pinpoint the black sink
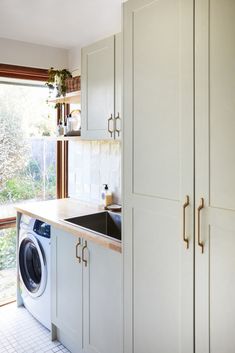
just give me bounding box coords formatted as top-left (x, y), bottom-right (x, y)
top-left (64, 211), bottom-right (121, 241)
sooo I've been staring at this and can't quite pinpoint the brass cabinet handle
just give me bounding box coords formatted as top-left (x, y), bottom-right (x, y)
top-left (114, 112), bottom-right (121, 137)
top-left (197, 198), bottom-right (204, 253)
top-left (183, 195), bottom-right (190, 249)
top-left (82, 240), bottom-right (88, 267)
top-left (76, 238), bottom-right (81, 263)
top-left (108, 114), bottom-right (114, 137)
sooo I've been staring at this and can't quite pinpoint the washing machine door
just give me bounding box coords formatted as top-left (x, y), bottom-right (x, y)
top-left (19, 233), bottom-right (47, 298)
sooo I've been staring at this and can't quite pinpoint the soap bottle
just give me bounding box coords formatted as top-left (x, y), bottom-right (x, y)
top-left (67, 114), bottom-right (72, 133)
top-left (57, 120), bottom-right (64, 136)
top-left (101, 184), bottom-right (113, 207)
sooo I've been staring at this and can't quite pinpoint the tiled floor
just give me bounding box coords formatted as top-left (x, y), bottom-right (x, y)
top-left (0, 303), bottom-right (70, 353)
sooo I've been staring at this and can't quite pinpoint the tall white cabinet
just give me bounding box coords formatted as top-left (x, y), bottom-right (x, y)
top-left (123, 0), bottom-right (235, 352)
top-left (123, 0), bottom-right (194, 352)
top-left (195, 0), bottom-right (235, 352)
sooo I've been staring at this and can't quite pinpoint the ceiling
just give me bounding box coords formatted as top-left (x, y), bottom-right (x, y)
top-left (0, 0), bottom-right (122, 49)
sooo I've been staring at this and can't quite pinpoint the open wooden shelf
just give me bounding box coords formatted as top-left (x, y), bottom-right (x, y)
top-left (57, 135), bottom-right (81, 141)
top-left (48, 90), bottom-right (81, 104)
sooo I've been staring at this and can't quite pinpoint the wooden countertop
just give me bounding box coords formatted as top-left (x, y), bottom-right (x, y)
top-left (15, 198), bottom-right (122, 253)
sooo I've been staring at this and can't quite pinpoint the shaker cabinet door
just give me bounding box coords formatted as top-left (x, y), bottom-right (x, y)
top-left (114, 32), bottom-right (122, 140)
top-left (81, 36), bottom-right (115, 140)
top-left (195, 1), bottom-right (235, 352)
top-left (123, 0), bottom-right (194, 352)
top-left (51, 227), bottom-right (83, 352)
top-left (83, 241), bottom-right (122, 353)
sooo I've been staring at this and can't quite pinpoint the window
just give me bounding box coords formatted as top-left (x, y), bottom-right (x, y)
top-left (0, 74), bottom-right (57, 305)
top-left (0, 227), bottom-right (16, 306)
top-left (0, 78), bottom-right (57, 219)
top-left (0, 64), bottom-right (68, 305)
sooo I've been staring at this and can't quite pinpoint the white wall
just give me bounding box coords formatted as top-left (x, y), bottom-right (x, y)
top-left (68, 46), bottom-right (81, 74)
top-left (69, 140), bottom-right (121, 204)
top-left (0, 37), bottom-right (68, 69)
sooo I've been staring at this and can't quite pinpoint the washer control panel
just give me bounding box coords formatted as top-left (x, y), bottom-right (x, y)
top-left (33, 220), bottom-right (51, 239)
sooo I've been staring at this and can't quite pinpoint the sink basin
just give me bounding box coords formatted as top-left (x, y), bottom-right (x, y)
top-left (63, 211), bottom-right (121, 241)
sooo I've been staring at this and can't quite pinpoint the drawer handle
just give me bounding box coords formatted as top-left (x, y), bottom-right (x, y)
top-left (76, 238), bottom-right (81, 263)
top-left (115, 112), bottom-right (121, 137)
top-left (197, 198), bottom-right (204, 253)
top-left (182, 195), bottom-right (190, 249)
top-left (108, 114), bottom-right (114, 137)
top-left (82, 240), bottom-right (88, 267)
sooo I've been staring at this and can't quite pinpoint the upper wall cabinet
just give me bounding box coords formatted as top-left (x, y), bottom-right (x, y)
top-left (81, 34), bottom-right (122, 140)
top-left (114, 33), bottom-right (122, 140)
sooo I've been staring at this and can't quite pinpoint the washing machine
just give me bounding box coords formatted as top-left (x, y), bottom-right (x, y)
top-left (18, 214), bottom-right (51, 330)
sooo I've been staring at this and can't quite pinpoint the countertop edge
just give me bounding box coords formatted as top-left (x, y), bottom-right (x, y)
top-left (15, 203), bottom-right (122, 254)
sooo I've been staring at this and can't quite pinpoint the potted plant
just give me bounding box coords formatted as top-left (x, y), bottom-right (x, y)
top-left (46, 67), bottom-right (72, 98)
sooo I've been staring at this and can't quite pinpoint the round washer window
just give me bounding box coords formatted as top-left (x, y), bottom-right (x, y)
top-left (19, 236), bottom-right (46, 295)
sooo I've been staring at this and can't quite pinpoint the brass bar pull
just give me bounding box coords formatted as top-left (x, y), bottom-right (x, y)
top-left (82, 240), bottom-right (88, 267)
top-left (183, 195), bottom-right (190, 249)
top-left (108, 114), bottom-right (114, 137)
top-left (197, 198), bottom-right (204, 253)
top-left (76, 238), bottom-right (81, 263)
top-left (115, 112), bottom-right (121, 137)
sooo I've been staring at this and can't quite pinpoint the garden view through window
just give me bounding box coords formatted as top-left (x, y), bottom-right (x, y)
top-left (0, 78), bottom-right (57, 305)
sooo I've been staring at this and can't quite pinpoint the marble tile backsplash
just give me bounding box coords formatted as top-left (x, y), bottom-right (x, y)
top-left (68, 140), bottom-right (121, 204)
